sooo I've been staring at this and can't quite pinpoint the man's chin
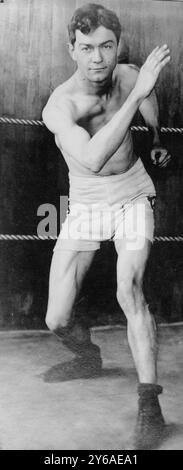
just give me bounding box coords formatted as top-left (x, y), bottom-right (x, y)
top-left (90, 78), bottom-right (106, 83)
top-left (88, 72), bottom-right (109, 83)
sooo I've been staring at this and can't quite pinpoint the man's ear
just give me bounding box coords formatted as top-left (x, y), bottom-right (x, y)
top-left (67, 42), bottom-right (77, 61)
top-left (117, 36), bottom-right (123, 60)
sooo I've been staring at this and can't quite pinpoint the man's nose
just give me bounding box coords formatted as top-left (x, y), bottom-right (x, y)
top-left (92, 47), bottom-right (103, 62)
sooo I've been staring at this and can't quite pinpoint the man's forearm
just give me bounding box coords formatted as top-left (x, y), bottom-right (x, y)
top-left (149, 124), bottom-right (161, 147)
top-left (139, 92), bottom-right (161, 147)
top-left (86, 90), bottom-right (143, 172)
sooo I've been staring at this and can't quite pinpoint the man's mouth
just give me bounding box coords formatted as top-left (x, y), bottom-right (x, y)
top-left (90, 67), bottom-right (107, 70)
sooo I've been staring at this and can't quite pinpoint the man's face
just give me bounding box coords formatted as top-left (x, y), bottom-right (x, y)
top-left (70, 26), bottom-right (118, 82)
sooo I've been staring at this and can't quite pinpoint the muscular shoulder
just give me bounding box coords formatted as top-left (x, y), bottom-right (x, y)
top-left (46, 76), bottom-right (76, 109)
top-left (116, 63), bottom-right (140, 93)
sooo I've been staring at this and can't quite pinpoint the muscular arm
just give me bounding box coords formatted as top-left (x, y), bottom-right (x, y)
top-left (128, 63), bottom-right (172, 167)
top-left (139, 92), bottom-right (161, 146)
top-left (128, 64), bottom-right (161, 145)
top-left (43, 90), bottom-right (143, 172)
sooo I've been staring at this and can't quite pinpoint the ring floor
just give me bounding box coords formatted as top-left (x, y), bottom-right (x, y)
top-left (0, 325), bottom-right (183, 450)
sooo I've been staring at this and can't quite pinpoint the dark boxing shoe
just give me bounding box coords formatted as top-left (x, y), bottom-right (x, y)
top-left (43, 343), bottom-right (102, 383)
top-left (60, 343), bottom-right (102, 382)
top-left (52, 323), bottom-right (102, 381)
top-left (133, 383), bottom-right (166, 450)
top-left (79, 343), bottom-right (102, 375)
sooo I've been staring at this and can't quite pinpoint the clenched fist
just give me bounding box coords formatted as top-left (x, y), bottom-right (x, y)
top-left (150, 146), bottom-right (172, 168)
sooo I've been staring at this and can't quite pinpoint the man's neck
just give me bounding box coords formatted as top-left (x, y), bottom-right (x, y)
top-left (74, 69), bottom-right (116, 98)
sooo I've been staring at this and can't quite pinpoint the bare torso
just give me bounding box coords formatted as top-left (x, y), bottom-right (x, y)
top-left (55, 64), bottom-right (138, 176)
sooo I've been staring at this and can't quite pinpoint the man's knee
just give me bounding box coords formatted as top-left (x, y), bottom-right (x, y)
top-left (117, 276), bottom-right (133, 306)
top-left (45, 307), bottom-right (70, 332)
top-left (116, 272), bottom-right (143, 309)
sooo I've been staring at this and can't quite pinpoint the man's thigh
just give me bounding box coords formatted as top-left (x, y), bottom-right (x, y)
top-left (49, 247), bottom-right (96, 292)
top-left (114, 196), bottom-right (155, 250)
top-left (114, 236), bottom-right (152, 284)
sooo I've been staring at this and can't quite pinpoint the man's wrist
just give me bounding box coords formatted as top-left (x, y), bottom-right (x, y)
top-left (152, 140), bottom-right (161, 148)
top-left (129, 87), bottom-right (145, 107)
top-left (149, 125), bottom-right (161, 147)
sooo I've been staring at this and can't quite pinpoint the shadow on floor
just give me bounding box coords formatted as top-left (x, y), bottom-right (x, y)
top-left (123, 422), bottom-right (183, 451)
top-left (164, 422), bottom-right (183, 441)
top-left (41, 360), bottom-right (136, 383)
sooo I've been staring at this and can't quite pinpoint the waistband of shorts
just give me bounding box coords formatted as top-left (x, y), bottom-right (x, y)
top-left (69, 157), bottom-right (143, 186)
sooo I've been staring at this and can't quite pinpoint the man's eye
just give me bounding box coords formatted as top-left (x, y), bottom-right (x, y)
top-left (103, 45), bottom-right (112, 49)
top-left (82, 47), bottom-right (91, 52)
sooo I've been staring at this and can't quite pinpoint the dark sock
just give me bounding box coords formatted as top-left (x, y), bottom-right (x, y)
top-left (137, 383), bottom-right (164, 417)
top-left (54, 322), bottom-right (100, 358)
top-left (133, 383), bottom-right (165, 449)
top-left (138, 382), bottom-right (163, 397)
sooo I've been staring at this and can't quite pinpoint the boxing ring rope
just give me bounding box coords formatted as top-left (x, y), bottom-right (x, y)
top-left (0, 234), bottom-right (182, 242)
top-left (0, 116), bottom-right (183, 242)
top-left (1, 116), bottom-right (183, 133)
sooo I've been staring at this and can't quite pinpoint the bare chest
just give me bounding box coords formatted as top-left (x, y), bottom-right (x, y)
top-left (77, 88), bottom-right (129, 137)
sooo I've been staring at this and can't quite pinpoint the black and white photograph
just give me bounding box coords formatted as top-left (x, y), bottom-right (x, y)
top-left (0, 0), bottom-right (183, 458)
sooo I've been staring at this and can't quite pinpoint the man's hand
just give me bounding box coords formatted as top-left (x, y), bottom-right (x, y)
top-left (134, 45), bottom-right (170, 100)
top-left (150, 145), bottom-right (172, 167)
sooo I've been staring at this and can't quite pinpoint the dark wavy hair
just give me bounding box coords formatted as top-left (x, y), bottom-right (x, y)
top-left (68, 3), bottom-right (121, 46)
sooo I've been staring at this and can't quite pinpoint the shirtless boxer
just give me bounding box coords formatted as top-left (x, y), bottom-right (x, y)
top-left (42, 4), bottom-right (171, 449)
